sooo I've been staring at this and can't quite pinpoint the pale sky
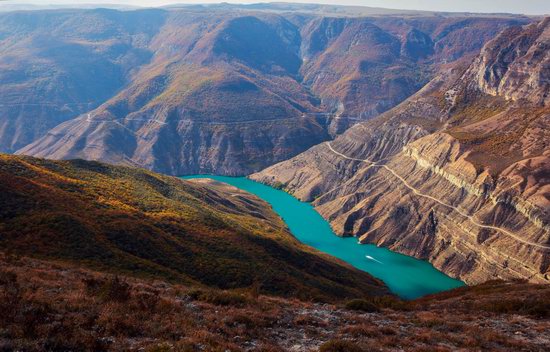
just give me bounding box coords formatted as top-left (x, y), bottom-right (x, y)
top-left (1, 0), bottom-right (550, 15)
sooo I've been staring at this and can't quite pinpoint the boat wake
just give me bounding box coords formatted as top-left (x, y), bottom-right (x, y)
top-left (366, 255), bottom-right (384, 264)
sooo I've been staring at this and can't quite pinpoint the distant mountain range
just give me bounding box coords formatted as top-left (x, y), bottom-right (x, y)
top-left (0, 6), bottom-right (528, 175)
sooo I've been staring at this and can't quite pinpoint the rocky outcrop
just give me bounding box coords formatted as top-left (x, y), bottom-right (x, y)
top-left (469, 17), bottom-right (550, 105)
top-left (253, 18), bottom-right (550, 284)
top-left (299, 16), bottom-right (525, 126)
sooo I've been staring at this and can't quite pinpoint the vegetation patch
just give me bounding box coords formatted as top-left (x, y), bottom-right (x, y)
top-left (187, 288), bottom-right (248, 307)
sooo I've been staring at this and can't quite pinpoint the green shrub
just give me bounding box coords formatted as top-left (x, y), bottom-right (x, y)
top-left (370, 295), bottom-right (411, 311)
top-left (146, 343), bottom-right (172, 352)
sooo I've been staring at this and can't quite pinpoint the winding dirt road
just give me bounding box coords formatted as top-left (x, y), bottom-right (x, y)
top-left (326, 142), bottom-right (550, 250)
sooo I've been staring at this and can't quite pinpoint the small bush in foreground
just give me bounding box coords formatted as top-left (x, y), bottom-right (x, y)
top-left (319, 339), bottom-right (365, 352)
top-left (345, 299), bottom-right (380, 313)
top-left (479, 297), bottom-right (550, 319)
top-left (0, 270), bottom-right (21, 320)
top-left (83, 276), bottom-right (131, 302)
top-left (369, 295), bottom-right (411, 311)
top-left (188, 288), bottom-right (248, 307)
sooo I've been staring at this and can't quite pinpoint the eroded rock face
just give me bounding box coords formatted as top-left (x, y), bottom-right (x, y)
top-left (471, 17), bottom-right (550, 106)
top-left (299, 16), bottom-right (523, 125)
top-left (253, 18), bottom-right (550, 284)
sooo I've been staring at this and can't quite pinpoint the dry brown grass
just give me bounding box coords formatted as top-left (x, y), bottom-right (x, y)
top-left (1, 254), bottom-right (549, 351)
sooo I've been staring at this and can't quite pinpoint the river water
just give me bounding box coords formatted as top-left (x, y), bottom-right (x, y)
top-left (182, 175), bottom-right (465, 299)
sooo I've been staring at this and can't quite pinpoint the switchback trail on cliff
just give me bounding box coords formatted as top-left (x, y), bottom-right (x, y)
top-left (326, 142), bottom-right (550, 250)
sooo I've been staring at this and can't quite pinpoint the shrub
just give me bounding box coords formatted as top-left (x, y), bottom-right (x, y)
top-left (135, 291), bottom-right (159, 311)
top-left (319, 340), bottom-right (365, 352)
top-left (524, 301), bottom-right (550, 319)
top-left (369, 295), bottom-right (411, 311)
top-left (187, 288), bottom-right (247, 307)
top-left (479, 297), bottom-right (550, 319)
top-left (345, 299), bottom-right (379, 313)
top-left (146, 343), bottom-right (172, 352)
top-left (0, 270), bottom-right (21, 321)
top-left (19, 301), bottom-right (52, 338)
top-left (87, 276), bottom-right (131, 302)
top-left (341, 324), bottom-right (380, 338)
top-left (82, 276), bottom-right (104, 295)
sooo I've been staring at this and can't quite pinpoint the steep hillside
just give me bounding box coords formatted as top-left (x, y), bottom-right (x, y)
top-left (15, 11), bottom-right (328, 175)
top-left (2, 8), bottom-right (527, 175)
top-left (299, 16), bottom-right (522, 133)
top-left (0, 8), bottom-right (167, 153)
top-left (0, 154), bottom-right (388, 301)
top-left (1, 254), bottom-right (549, 351)
top-left (253, 18), bottom-right (550, 285)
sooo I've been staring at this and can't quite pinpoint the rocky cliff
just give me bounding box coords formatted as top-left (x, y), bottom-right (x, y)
top-left (253, 18), bottom-right (550, 285)
top-left (1, 7), bottom-right (526, 175)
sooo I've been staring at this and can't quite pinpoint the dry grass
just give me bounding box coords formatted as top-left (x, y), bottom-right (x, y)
top-left (1, 254), bottom-right (549, 351)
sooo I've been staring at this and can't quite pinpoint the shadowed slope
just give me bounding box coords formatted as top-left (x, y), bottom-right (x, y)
top-left (0, 154), bottom-right (388, 301)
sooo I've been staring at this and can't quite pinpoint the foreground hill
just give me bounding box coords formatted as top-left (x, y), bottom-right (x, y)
top-left (1, 254), bottom-right (549, 351)
top-left (0, 7), bottom-right (527, 174)
top-left (253, 18), bottom-right (550, 285)
top-left (0, 154), bottom-right (388, 301)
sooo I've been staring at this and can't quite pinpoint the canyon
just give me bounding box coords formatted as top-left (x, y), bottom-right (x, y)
top-left (253, 17), bottom-right (550, 285)
top-left (0, 3), bottom-right (546, 288)
top-left (0, 153), bottom-right (388, 301)
top-left (0, 4), bottom-right (549, 350)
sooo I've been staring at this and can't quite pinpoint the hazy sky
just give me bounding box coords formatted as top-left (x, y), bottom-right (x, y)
top-left (2, 0), bottom-right (550, 15)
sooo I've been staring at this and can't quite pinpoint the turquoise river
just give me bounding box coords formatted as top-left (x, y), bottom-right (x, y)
top-left (182, 175), bottom-right (465, 299)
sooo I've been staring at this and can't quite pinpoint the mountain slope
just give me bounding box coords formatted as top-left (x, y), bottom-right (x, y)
top-left (15, 11), bottom-right (328, 175)
top-left (299, 16), bottom-right (523, 133)
top-left (3, 8), bottom-right (527, 175)
top-left (253, 18), bottom-right (550, 285)
top-left (0, 154), bottom-right (388, 301)
top-left (0, 8), bottom-right (167, 153)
